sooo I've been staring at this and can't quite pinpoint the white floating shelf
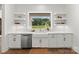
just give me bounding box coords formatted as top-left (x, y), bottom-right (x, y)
top-left (14, 18), bottom-right (26, 20)
top-left (54, 18), bottom-right (67, 20)
top-left (55, 20), bottom-right (66, 21)
top-left (54, 12), bottom-right (66, 15)
top-left (14, 12), bottom-right (26, 15)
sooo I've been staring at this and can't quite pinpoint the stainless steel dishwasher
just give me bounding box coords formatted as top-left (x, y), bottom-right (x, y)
top-left (21, 34), bottom-right (32, 48)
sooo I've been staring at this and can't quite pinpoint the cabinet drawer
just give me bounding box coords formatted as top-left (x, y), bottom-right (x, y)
top-left (32, 34), bottom-right (49, 38)
top-left (32, 37), bottom-right (39, 40)
top-left (65, 34), bottom-right (73, 39)
top-left (13, 34), bottom-right (21, 39)
top-left (48, 34), bottom-right (56, 38)
top-left (56, 34), bottom-right (64, 38)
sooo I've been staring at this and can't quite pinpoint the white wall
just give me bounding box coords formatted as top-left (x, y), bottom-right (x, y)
top-left (1, 4), bottom-right (14, 52)
top-left (66, 4), bottom-right (79, 53)
top-left (13, 4), bottom-right (67, 31)
top-left (0, 10), bottom-right (2, 18)
top-left (0, 5), bottom-right (2, 18)
top-left (14, 4), bottom-right (66, 13)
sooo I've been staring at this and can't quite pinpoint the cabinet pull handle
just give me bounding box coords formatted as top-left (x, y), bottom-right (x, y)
top-left (64, 38), bottom-right (66, 41)
top-left (40, 40), bottom-right (41, 43)
top-left (13, 38), bottom-right (16, 41)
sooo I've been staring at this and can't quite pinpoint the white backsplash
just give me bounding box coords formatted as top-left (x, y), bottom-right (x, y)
top-left (12, 25), bottom-right (27, 32)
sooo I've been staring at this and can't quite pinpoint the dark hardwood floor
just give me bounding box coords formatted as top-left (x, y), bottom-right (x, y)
top-left (1, 48), bottom-right (77, 54)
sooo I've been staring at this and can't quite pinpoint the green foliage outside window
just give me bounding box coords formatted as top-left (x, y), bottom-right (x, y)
top-left (32, 17), bottom-right (51, 30)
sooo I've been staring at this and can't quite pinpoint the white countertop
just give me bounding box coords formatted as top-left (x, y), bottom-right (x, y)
top-left (8, 25), bottom-right (73, 34)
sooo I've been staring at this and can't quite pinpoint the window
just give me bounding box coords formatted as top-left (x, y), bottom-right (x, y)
top-left (29, 13), bottom-right (52, 32)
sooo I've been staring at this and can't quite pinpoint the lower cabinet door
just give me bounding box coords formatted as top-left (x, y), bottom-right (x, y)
top-left (32, 38), bottom-right (40, 47)
top-left (40, 38), bottom-right (48, 47)
top-left (8, 34), bottom-right (21, 48)
top-left (64, 34), bottom-right (72, 47)
top-left (56, 34), bottom-right (65, 47)
top-left (48, 38), bottom-right (57, 48)
top-left (48, 34), bottom-right (57, 48)
top-left (8, 34), bottom-right (15, 48)
top-left (14, 35), bottom-right (21, 48)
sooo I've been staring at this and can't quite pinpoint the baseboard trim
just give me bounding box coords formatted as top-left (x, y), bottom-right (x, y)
top-left (72, 47), bottom-right (79, 54)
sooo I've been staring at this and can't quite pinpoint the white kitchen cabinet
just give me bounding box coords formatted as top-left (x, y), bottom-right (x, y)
top-left (8, 34), bottom-right (14, 48)
top-left (64, 34), bottom-right (72, 47)
top-left (32, 34), bottom-right (73, 48)
top-left (32, 34), bottom-right (48, 38)
top-left (56, 34), bottom-right (72, 48)
top-left (56, 34), bottom-right (65, 47)
top-left (32, 34), bottom-right (48, 48)
top-left (48, 34), bottom-right (57, 48)
top-left (48, 34), bottom-right (73, 48)
top-left (8, 34), bottom-right (21, 48)
top-left (32, 37), bottom-right (48, 48)
top-left (41, 38), bottom-right (48, 47)
top-left (32, 38), bottom-right (40, 47)
top-left (8, 33), bottom-right (73, 48)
